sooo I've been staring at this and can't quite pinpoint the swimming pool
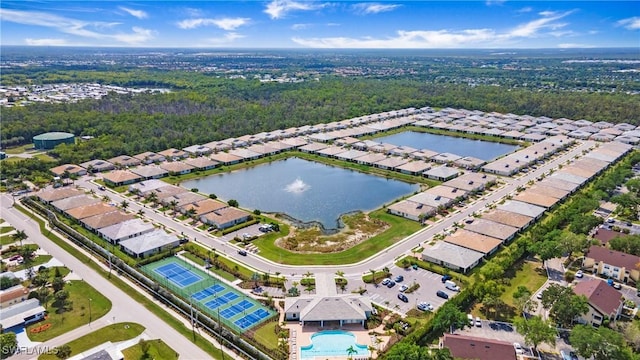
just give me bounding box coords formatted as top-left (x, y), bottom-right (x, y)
top-left (300, 330), bottom-right (369, 359)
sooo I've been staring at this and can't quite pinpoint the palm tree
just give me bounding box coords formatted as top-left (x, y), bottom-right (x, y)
top-left (137, 209), bottom-right (145, 217)
top-left (346, 345), bottom-right (356, 360)
top-left (102, 195), bottom-right (111, 203)
top-left (169, 200), bottom-right (178, 215)
top-left (335, 270), bottom-right (345, 278)
top-left (120, 200), bottom-right (129, 210)
top-left (370, 269), bottom-right (376, 286)
top-left (146, 192), bottom-right (158, 206)
top-left (12, 230), bottom-right (27, 247)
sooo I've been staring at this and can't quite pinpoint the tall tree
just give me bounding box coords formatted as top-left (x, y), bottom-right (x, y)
top-left (570, 325), bottom-right (635, 360)
top-left (11, 229), bottom-right (28, 246)
top-left (513, 316), bottom-right (557, 352)
top-left (432, 303), bottom-right (469, 334)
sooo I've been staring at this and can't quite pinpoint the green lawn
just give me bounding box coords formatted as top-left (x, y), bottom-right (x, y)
top-left (122, 339), bottom-right (178, 360)
top-left (0, 226), bottom-right (15, 234)
top-left (39, 323), bottom-right (144, 360)
top-left (28, 280), bottom-right (112, 342)
top-left (252, 209), bottom-right (421, 265)
top-left (0, 235), bottom-right (18, 245)
top-left (252, 322), bottom-right (280, 351)
top-left (3, 144), bottom-right (36, 154)
top-left (500, 260), bottom-right (547, 308)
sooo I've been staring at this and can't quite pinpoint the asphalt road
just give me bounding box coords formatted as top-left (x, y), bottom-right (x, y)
top-left (0, 195), bottom-right (222, 360)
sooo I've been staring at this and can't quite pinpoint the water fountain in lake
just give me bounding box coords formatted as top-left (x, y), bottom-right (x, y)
top-left (285, 178), bottom-right (310, 194)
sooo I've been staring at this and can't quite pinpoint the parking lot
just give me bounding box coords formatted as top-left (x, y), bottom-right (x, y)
top-left (350, 265), bottom-right (461, 314)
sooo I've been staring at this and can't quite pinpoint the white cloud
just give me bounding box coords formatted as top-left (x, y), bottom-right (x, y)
top-left (558, 43), bottom-right (595, 48)
top-left (207, 32), bottom-right (245, 46)
top-left (118, 6), bottom-right (148, 19)
top-left (517, 7), bottom-right (533, 13)
top-left (292, 11), bottom-right (581, 48)
top-left (352, 3), bottom-right (401, 15)
top-left (0, 8), bottom-right (154, 45)
top-left (264, 0), bottom-right (327, 20)
top-left (293, 29), bottom-right (499, 48)
top-left (509, 10), bottom-right (574, 37)
top-left (486, 0), bottom-right (506, 6)
top-left (292, 23), bottom-right (311, 30)
top-left (25, 38), bottom-right (69, 46)
top-left (177, 17), bottom-right (250, 30)
top-left (617, 17), bottom-right (640, 30)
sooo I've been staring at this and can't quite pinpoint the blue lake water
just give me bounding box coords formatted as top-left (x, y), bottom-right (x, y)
top-left (182, 157), bottom-right (419, 230)
top-left (375, 131), bottom-right (519, 161)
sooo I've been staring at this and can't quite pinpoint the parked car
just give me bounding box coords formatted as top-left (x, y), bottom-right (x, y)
top-left (397, 293), bottom-right (408, 303)
top-left (513, 343), bottom-right (523, 354)
top-left (445, 280), bottom-right (460, 291)
top-left (412, 264), bottom-right (419, 270)
top-left (436, 290), bottom-right (449, 299)
top-left (441, 274), bottom-right (452, 283)
top-left (98, 185), bottom-right (106, 191)
top-left (381, 278), bottom-right (391, 286)
top-left (467, 314), bottom-right (474, 326)
top-left (417, 302), bottom-right (433, 311)
top-left (475, 317), bottom-right (482, 327)
top-left (536, 292), bottom-right (543, 300)
top-left (237, 250), bottom-right (247, 256)
top-left (575, 270), bottom-right (583, 278)
top-left (394, 275), bottom-right (404, 282)
top-left (386, 280), bottom-right (396, 288)
top-left (399, 284), bottom-right (409, 292)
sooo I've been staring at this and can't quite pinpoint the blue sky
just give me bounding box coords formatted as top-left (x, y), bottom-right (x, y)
top-left (1, 1), bottom-right (638, 48)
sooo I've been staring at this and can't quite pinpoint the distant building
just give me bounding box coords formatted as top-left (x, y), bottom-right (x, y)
top-left (583, 245), bottom-right (640, 283)
top-left (0, 285), bottom-right (30, 308)
top-left (284, 295), bottom-right (372, 327)
top-left (0, 298), bottom-right (46, 330)
top-left (33, 132), bottom-right (75, 150)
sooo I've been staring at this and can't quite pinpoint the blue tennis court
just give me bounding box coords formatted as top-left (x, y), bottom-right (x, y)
top-left (192, 284), bottom-right (226, 301)
top-left (219, 300), bottom-right (255, 319)
top-left (154, 263), bottom-right (203, 288)
top-left (222, 292), bottom-right (239, 301)
top-left (234, 309), bottom-right (271, 330)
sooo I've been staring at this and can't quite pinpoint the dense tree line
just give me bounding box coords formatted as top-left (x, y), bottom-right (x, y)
top-left (3, 76), bottom-right (640, 166)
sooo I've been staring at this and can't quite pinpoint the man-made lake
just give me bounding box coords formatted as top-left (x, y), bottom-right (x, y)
top-left (182, 157), bottom-right (418, 230)
top-left (375, 131), bottom-right (518, 161)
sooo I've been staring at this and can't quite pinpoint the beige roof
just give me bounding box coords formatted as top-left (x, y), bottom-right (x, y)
top-left (52, 195), bottom-right (101, 211)
top-left (183, 157), bottom-right (219, 169)
top-left (464, 218), bottom-right (519, 241)
top-left (159, 161), bottom-right (195, 173)
top-left (514, 191), bottom-right (559, 208)
top-left (38, 187), bottom-right (84, 202)
top-left (66, 202), bottom-right (116, 220)
top-left (561, 165), bottom-right (597, 179)
top-left (50, 164), bottom-right (86, 176)
top-left (210, 152), bottom-right (243, 164)
top-left (151, 185), bottom-right (187, 200)
top-left (480, 209), bottom-right (533, 228)
top-left (444, 229), bottom-right (503, 254)
top-left (396, 160), bottom-right (432, 173)
top-left (537, 178), bottom-right (578, 192)
top-left (107, 155), bottom-right (141, 167)
top-left (102, 170), bottom-right (142, 185)
top-left (202, 206), bottom-right (250, 225)
top-left (424, 185), bottom-right (469, 199)
top-left (388, 200), bottom-right (434, 218)
top-left (526, 184), bottom-right (569, 200)
top-left (180, 199), bottom-right (227, 216)
top-left (158, 148), bottom-right (188, 159)
top-left (82, 211), bottom-right (135, 229)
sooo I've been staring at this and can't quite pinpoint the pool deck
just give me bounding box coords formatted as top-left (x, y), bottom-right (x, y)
top-left (287, 322), bottom-right (390, 360)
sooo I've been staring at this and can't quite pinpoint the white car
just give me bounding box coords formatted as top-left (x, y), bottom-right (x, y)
top-left (381, 278), bottom-right (391, 286)
top-left (513, 342), bottom-right (524, 354)
top-left (399, 284), bottom-right (409, 292)
top-left (575, 270), bottom-right (583, 278)
top-left (417, 302), bottom-right (433, 311)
